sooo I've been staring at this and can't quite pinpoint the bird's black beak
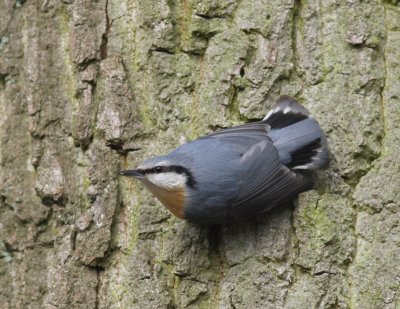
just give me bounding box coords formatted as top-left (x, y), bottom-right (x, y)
top-left (119, 169), bottom-right (144, 178)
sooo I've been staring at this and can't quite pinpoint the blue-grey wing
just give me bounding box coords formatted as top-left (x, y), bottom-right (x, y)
top-left (230, 139), bottom-right (312, 219)
top-left (200, 122), bottom-right (270, 139)
top-left (198, 122), bottom-right (270, 153)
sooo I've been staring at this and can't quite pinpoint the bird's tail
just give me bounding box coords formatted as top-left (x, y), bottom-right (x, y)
top-left (263, 96), bottom-right (329, 170)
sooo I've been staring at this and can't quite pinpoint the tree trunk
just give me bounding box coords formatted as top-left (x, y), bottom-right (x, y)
top-left (1, 1), bottom-right (399, 308)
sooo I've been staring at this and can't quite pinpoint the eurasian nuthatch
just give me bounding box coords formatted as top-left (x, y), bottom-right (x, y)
top-left (120, 96), bottom-right (329, 224)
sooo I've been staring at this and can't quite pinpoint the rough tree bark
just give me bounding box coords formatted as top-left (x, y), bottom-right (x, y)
top-left (1, 0), bottom-right (399, 308)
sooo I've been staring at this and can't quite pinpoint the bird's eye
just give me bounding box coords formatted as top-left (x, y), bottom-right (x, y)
top-left (155, 166), bottom-right (163, 173)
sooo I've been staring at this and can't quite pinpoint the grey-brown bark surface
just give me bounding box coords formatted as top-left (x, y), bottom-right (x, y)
top-left (1, 1), bottom-right (399, 308)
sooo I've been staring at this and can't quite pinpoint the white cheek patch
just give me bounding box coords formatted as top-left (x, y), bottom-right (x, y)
top-left (147, 172), bottom-right (186, 190)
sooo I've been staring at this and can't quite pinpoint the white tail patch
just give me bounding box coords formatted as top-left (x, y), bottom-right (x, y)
top-left (264, 96), bottom-right (329, 170)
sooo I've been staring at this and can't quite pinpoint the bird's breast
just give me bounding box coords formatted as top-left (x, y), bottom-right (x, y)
top-left (143, 181), bottom-right (186, 219)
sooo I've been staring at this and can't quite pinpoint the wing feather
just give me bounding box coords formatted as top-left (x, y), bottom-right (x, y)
top-left (197, 123), bottom-right (270, 152)
top-left (230, 139), bottom-right (312, 219)
top-left (199, 123), bottom-right (270, 139)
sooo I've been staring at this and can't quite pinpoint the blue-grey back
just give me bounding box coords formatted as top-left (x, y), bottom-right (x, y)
top-left (168, 138), bottom-right (255, 223)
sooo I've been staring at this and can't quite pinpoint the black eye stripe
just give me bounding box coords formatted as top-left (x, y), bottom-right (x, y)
top-left (138, 165), bottom-right (197, 188)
